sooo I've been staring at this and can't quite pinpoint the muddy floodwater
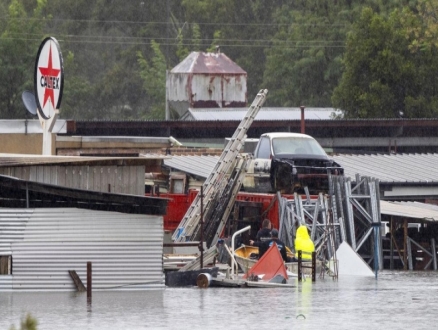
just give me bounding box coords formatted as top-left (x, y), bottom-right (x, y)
top-left (1, 271), bottom-right (437, 330)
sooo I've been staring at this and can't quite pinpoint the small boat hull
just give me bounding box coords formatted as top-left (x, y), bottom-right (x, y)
top-left (245, 280), bottom-right (295, 288)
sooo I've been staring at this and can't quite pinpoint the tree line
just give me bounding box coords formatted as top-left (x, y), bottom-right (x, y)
top-left (0, 0), bottom-right (437, 120)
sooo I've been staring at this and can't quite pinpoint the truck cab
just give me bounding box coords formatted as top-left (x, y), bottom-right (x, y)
top-left (244, 132), bottom-right (343, 194)
top-left (254, 132), bottom-right (328, 159)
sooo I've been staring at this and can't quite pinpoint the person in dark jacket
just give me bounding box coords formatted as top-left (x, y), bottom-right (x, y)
top-left (250, 228), bottom-right (288, 262)
top-left (248, 219), bottom-right (271, 259)
top-left (255, 219), bottom-right (272, 242)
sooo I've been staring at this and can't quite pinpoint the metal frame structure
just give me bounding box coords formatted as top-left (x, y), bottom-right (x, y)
top-left (277, 175), bottom-right (382, 272)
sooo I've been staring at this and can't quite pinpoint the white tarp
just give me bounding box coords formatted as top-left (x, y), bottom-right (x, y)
top-left (330, 241), bottom-right (374, 277)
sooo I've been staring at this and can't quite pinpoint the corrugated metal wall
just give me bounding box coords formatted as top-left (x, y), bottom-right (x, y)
top-left (168, 73), bottom-right (247, 108)
top-left (0, 165), bottom-right (145, 195)
top-left (191, 74), bottom-right (246, 106)
top-left (0, 208), bottom-right (164, 291)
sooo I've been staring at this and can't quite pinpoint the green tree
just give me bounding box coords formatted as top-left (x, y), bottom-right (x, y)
top-left (0, 0), bottom-right (46, 118)
top-left (51, 1), bottom-right (148, 119)
top-left (406, 0), bottom-right (438, 51)
top-left (262, 0), bottom-right (362, 107)
top-left (137, 41), bottom-right (167, 119)
top-left (3, 0), bottom-right (433, 120)
top-left (332, 6), bottom-right (438, 118)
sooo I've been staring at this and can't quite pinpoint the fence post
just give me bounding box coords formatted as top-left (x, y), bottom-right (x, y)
top-left (87, 262), bottom-right (92, 299)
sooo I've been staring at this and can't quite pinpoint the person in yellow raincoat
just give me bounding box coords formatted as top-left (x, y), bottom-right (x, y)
top-left (294, 225), bottom-right (315, 260)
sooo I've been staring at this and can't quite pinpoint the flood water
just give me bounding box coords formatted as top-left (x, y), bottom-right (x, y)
top-left (1, 271), bottom-right (437, 330)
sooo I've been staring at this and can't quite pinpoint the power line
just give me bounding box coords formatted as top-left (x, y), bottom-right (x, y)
top-left (1, 16), bottom-right (350, 27)
top-left (2, 31), bottom-right (346, 47)
top-left (2, 33), bottom-right (345, 44)
top-left (0, 37), bottom-right (346, 49)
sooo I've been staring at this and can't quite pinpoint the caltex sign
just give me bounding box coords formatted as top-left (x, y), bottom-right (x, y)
top-left (34, 37), bottom-right (64, 119)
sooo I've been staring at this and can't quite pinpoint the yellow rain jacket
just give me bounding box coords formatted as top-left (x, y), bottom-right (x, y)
top-left (294, 225), bottom-right (315, 260)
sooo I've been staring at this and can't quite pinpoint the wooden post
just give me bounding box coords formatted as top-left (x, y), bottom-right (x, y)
top-left (68, 270), bottom-right (86, 292)
top-left (200, 186), bottom-right (204, 269)
top-left (311, 251), bottom-right (316, 282)
top-left (403, 219), bottom-right (408, 270)
top-left (372, 222), bottom-right (379, 279)
top-left (87, 262), bottom-right (92, 299)
top-left (300, 106), bottom-right (305, 134)
top-left (26, 183), bottom-right (29, 208)
top-left (298, 250), bottom-right (302, 282)
top-left (390, 216), bottom-right (394, 270)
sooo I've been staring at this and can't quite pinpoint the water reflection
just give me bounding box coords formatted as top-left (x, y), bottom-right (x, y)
top-left (1, 272), bottom-right (438, 329)
top-left (87, 297), bottom-right (92, 313)
top-left (296, 280), bottom-right (312, 320)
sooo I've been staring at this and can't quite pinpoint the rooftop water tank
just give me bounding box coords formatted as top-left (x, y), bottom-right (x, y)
top-left (166, 51), bottom-right (247, 119)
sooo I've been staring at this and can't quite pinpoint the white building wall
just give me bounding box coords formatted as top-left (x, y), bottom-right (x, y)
top-left (191, 75), bottom-right (223, 105)
top-left (222, 75), bottom-right (247, 105)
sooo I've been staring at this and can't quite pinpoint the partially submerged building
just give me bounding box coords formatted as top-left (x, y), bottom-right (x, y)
top-left (162, 153), bottom-right (438, 271)
top-left (0, 155), bottom-right (168, 291)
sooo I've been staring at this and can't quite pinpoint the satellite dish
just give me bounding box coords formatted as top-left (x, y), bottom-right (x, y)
top-left (22, 90), bottom-right (37, 116)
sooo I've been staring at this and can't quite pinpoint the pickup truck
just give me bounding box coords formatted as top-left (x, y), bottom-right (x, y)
top-left (243, 132), bottom-right (343, 194)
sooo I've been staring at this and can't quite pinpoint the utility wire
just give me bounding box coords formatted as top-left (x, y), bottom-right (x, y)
top-left (0, 37), bottom-right (346, 49)
top-left (1, 16), bottom-right (350, 27)
top-left (1, 31), bottom-right (347, 48)
top-left (2, 32), bottom-right (346, 44)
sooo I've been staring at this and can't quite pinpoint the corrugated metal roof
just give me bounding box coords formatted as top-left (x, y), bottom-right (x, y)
top-left (0, 153), bottom-right (168, 167)
top-left (380, 201), bottom-right (438, 221)
top-left (164, 155), bottom-right (219, 179)
top-left (0, 208), bottom-right (164, 291)
top-left (332, 153), bottom-right (438, 183)
top-left (180, 107), bottom-right (342, 121)
top-left (0, 174), bottom-right (168, 215)
top-left (171, 51), bottom-right (246, 74)
top-left (165, 153), bottom-right (438, 185)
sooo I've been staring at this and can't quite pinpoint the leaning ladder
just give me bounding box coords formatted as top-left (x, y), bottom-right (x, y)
top-left (172, 89), bottom-right (269, 242)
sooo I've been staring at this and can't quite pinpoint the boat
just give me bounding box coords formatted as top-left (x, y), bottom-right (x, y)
top-left (195, 227), bottom-right (299, 288)
top-left (242, 243), bottom-right (294, 287)
top-left (197, 245), bottom-right (296, 288)
top-left (234, 244), bottom-right (321, 275)
top-left (233, 245), bottom-right (259, 273)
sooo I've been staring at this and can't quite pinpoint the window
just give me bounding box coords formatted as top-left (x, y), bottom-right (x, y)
top-left (256, 137), bottom-right (271, 159)
top-left (272, 137), bottom-right (327, 157)
top-left (169, 173), bottom-right (186, 194)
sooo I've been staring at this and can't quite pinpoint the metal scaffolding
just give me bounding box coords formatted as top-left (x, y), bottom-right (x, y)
top-left (277, 175), bottom-right (382, 272)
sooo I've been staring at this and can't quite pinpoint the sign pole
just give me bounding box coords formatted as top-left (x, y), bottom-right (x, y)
top-left (38, 109), bottom-right (59, 155)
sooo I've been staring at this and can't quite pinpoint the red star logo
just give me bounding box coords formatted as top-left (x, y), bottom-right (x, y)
top-left (38, 45), bottom-right (60, 108)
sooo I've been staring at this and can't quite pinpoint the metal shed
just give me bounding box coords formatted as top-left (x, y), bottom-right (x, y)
top-left (0, 153), bottom-right (166, 196)
top-left (0, 175), bottom-right (168, 291)
top-left (0, 208), bottom-right (163, 291)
